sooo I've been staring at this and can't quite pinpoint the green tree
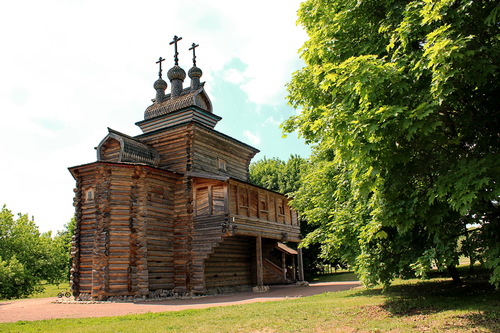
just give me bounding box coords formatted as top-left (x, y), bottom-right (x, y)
top-left (249, 157), bottom-right (286, 193)
top-left (55, 216), bottom-right (76, 280)
top-left (249, 155), bottom-right (308, 196)
top-left (0, 206), bottom-right (73, 299)
top-left (284, 0), bottom-right (500, 287)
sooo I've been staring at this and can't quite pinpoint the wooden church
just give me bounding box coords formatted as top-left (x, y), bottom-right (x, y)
top-left (68, 36), bottom-right (304, 301)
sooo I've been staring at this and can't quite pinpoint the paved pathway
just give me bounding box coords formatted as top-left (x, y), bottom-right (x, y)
top-left (0, 281), bottom-right (361, 323)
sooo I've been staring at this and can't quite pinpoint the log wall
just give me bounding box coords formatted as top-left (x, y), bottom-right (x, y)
top-left (191, 214), bottom-right (227, 293)
top-left (138, 124), bottom-right (192, 173)
top-left (172, 176), bottom-right (193, 293)
top-left (70, 162), bottom-right (180, 299)
top-left (204, 236), bottom-right (254, 289)
top-left (138, 123), bottom-right (257, 182)
top-left (144, 170), bottom-right (178, 291)
top-left (192, 127), bottom-right (257, 182)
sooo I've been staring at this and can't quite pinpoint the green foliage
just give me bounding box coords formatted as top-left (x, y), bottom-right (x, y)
top-left (284, 0), bottom-right (500, 288)
top-left (249, 155), bottom-right (307, 195)
top-left (55, 216), bottom-right (76, 280)
top-left (0, 205), bottom-right (73, 299)
top-left (0, 255), bottom-right (38, 299)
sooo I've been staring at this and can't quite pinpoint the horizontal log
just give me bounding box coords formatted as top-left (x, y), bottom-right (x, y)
top-left (148, 283), bottom-right (175, 290)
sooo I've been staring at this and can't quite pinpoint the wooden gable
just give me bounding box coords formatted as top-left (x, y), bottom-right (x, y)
top-left (96, 128), bottom-right (160, 166)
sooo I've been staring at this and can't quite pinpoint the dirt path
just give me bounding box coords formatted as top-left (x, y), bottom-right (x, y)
top-left (0, 281), bottom-right (360, 323)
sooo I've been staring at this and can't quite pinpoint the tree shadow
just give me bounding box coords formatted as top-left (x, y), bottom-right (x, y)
top-left (348, 277), bottom-right (499, 331)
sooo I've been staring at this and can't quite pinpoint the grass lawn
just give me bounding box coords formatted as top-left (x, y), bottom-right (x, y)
top-left (0, 282), bottom-right (71, 301)
top-left (0, 271), bottom-right (498, 333)
top-left (33, 282), bottom-right (71, 299)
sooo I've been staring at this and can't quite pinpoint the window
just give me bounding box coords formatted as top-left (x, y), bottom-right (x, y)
top-left (85, 189), bottom-right (94, 202)
top-left (278, 199), bottom-right (285, 216)
top-left (217, 158), bottom-right (227, 171)
top-left (260, 194), bottom-right (268, 212)
top-left (195, 184), bottom-right (226, 216)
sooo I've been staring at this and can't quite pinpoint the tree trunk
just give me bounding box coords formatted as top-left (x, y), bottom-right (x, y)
top-left (447, 265), bottom-right (462, 285)
top-left (468, 257), bottom-right (475, 274)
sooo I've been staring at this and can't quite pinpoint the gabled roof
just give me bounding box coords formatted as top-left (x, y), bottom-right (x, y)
top-left (144, 86), bottom-right (212, 120)
top-left (96, 128), bottom-right (160, 166)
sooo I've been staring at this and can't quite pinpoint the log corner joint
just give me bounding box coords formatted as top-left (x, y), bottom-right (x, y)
top-left (221, 219), bottom-right (237, 235)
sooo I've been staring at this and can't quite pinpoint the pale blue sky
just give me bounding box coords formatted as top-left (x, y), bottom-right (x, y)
top-left (0, 0), bottom-right (310, 233)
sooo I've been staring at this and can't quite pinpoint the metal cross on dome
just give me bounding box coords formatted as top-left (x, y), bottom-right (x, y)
top-left (189, 43), bottom-right (199, 67)
top-left (156, 57), bottom-right (165, 79)
top-left (169, 35), bottom-right (183, 66)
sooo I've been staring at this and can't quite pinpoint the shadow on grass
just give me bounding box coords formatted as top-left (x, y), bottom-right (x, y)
top-left (311, 271), bottom-right (359, 283)
top-left (348, 274), bottom-right (499, 331)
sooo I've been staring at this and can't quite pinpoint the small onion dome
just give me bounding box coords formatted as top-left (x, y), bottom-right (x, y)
top-left (153, 78), bottom-right (167, 90)
top-left (188, 66), bottom-right (203, 79)
top-left (167, 65), bottom-right (186, 81)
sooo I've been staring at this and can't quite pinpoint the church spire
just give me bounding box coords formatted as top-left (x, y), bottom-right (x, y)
top-left (188, 43), bottom-right (203, 91)
top-left (167, 35), bottom-right (186, 99)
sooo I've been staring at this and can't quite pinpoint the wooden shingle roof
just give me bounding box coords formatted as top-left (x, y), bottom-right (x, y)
top-left (144, 86), bottom-right (212, 120)
top-left (96, 128), bottom-right (160, 166)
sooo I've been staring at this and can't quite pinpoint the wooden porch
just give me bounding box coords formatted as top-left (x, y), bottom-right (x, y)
top-left (192, 176), bottom-right (303, 292)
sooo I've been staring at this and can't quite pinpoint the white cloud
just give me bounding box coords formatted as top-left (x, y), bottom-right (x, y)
top-left (265, 116), bottom-right (282, 126)
top-left (243, 130), bottom-right (262, 146)
top-left (222, 68), bottom-right (246, 84)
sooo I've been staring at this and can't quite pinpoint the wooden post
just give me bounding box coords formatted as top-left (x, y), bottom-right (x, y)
top-left (235, 183), bottom-right (240, 215)
top-left (292, 255), bottom-right (296, 281)
top-left (256, 235), bottom-right (263, 286)
top-left (223, 182), bottom-right (229, 213)
top-left (208, 185), bottom-right (213, 215)
top-left (282, 252), bottom-right (287, 283)
top-left (253, 234), bottom-right (269, 292)
top-left (297, 247), bottom-right (305, 282)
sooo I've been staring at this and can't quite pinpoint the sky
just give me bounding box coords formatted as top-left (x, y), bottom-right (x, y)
top-left (0, 0), bottom-right (311, 233)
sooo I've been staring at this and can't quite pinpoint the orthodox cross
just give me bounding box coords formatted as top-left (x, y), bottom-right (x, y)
top-left (169, 35), bottom-right (183, 66)
top-left (189, 43), bottom-right (199, 67)
top-left (156, 57), bottom-right (165, 79)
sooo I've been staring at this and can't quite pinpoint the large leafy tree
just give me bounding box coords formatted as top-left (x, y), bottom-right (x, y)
top-left (284, 0), bottom-right (500, 287)
top-left (0, 206), bottom-right (73, 299)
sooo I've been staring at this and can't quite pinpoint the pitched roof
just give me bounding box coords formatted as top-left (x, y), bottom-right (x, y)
top-left (97, 128), bottom-right (160, 166)
top-left (144, 86), bottom-right (212, 120)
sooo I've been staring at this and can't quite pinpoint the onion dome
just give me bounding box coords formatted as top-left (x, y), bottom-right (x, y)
top-left (153, 78), bottom-right (167, 104)
top-left (188, 66), bottom-right (202, 78)
top-left (188, 66), bottom-right (202, 91)
top-left (154, 78), bottom-right (167, 90)
top-left (167, 65), bottom-right (186, 81)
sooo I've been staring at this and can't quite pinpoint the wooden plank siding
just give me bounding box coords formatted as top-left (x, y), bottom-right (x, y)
top-left (191, 177), bottom-right (300, 292)
top-left (226, 180), bottom-right (300, 242)
top-left (193, 178), bottom-right (300, 240)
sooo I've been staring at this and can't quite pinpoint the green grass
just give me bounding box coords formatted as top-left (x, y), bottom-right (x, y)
top-left (1, 274), bottom-right (498, 333)
top-left (311, 270), bottom-right (359, 282)
top-left (0, 282), bottom-right (71, 301)
top-left (34, 282), bottom-right (71, 299)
